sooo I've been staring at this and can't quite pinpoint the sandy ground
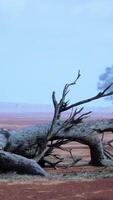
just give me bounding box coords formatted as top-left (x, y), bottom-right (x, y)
top-left (0, 112), bottom-right (113, 200)
top-left (0, 178), bottom-right (113, 200)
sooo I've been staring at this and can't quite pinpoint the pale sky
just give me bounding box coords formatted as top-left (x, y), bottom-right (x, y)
top-left (0, 0), bottom-right (113, 108)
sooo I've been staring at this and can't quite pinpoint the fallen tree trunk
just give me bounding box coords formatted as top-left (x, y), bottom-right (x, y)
top-left (0, 72), bottom-right (113, 176)
top-left (0, 119), bottom-right (112, 176)
top-left (0, 150), bottom-right (48, 176)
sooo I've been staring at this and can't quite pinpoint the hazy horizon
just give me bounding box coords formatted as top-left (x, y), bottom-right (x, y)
top-left (0, 101), bottom-right (112, 113)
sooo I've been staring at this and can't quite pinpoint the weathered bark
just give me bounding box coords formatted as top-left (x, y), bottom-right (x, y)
top-left (0, 119), bottom-right (113, 175)
top-left (0, 150), bottom-right (48, 176)
top-left (53, 120), bottom-right (113, 166)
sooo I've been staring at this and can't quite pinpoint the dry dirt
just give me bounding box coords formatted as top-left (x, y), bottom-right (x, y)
top-left (0, 112), bottom-right (113, 200)
top-left (0, 178), bottom-right (113, 200)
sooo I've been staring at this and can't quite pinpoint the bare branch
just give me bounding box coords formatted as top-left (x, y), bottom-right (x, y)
top-left (36, 72), bottom-right (113, 164)
top-left (60, 83), bottom-right (113, 112)
top-left (104, 148), bottom-right (113, 160)
top-left (47, 70), bottom-right (81, 140)
top-left (102, 83), bottom-right (113, 94)
top-left (52, 91), bottom-right (58, 109)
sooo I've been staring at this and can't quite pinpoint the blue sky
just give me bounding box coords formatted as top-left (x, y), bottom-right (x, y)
top-left (0, 0), bottom-right (113, 108)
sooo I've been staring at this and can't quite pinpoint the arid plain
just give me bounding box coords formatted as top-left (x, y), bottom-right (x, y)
top-left (0, 111), bottom-right (113, 200)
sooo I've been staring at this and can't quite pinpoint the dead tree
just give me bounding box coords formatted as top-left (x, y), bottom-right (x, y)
top-left (0, 71), bottom-right (113, 176)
